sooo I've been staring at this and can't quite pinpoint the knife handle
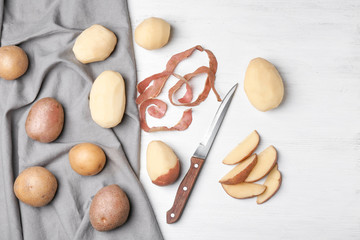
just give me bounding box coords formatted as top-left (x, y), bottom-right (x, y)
top-left (166, 157), bottom-right (205, 224)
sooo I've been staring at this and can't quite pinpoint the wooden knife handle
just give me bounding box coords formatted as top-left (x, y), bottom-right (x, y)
top-left (166, 157), bottom-right (205, 224)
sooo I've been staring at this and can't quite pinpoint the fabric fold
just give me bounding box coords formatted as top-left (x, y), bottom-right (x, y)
top-left (0, 0), bottom-right (163, 239)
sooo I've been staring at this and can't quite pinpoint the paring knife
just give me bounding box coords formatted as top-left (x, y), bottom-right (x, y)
top-left (166, 83), bottom-right (238, 224)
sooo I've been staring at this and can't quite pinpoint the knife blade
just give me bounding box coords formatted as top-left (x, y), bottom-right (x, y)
top-left (166, 83), bottom-right (238, 224)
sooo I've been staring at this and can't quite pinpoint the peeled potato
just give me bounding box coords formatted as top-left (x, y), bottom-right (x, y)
top-left (69, 143), bottom-right (106, 176)
top-left (135, 17), bottom-right (171, 50)
top-left (89, 71), bottom-right (126, 128)
top-left (14, 166), bottom-right (58, 207)
top-left (0, 46), bottom-right (29, 80)
top-left (244, 58), bottom-right (284, 112)
top-left (89, 184), bottom-right (130, 231)
top-left (147, 140), bottom-right (180, 186)
top-left (73, 24), bottom-right (117, 64)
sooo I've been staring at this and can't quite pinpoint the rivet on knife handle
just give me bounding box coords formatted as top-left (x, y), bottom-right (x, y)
top-left (166, 83), bottom-right (238, 224)
top-left (166, 157), bottom-right (205, 224)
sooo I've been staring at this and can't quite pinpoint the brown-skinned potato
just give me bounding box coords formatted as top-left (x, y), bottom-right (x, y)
top-left (0, 46), bottom-right (29, 80)
top-left (14, 166), bottom-right (58, 207)
top-left (89, 184), bottom-right (130, 231)
top-left (69, 143), bottom-right (106, 176)
top-left (25, 97), bottom-right (64, 143)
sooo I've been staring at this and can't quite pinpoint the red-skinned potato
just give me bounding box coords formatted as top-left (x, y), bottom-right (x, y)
top-left (146, 140), bottom-right (180, 186)
top-left (25, 97), bottom-right (64, 143)
top-left (89, 184), bottom-right (130, 231)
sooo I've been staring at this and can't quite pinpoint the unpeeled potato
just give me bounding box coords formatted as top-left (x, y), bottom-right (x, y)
top-left (0, 46), bottom-right (29, 80)
top-left (89, 184), bottom-right (130, 231)
top-left (69, 143), bottom-right (106, 176)
top-left (25, 97), bottom-right (64, 143)
top-left (14, 166), bottom-right (58, 207)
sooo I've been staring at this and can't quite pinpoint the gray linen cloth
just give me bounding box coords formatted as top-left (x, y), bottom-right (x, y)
top-left (0, 0), bottom-right (163, 239)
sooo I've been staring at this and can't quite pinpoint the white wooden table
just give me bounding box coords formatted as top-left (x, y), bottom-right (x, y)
top-left (128, 1), bottom-right (360, 239)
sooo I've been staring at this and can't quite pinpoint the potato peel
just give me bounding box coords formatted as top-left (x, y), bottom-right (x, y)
top-left (136, 45), bottom-right (221, 132)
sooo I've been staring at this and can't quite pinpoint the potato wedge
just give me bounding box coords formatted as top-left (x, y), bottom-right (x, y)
top-left (222, 183), bottom-right (266, 199)
top-left (245, 145), bottom-right (277, 182)
top-left (257, 164), bottom-right (282, 204)
top-left (222, 130), bottom-right (260, 165)
top-left (219, 154), bottom-right (257, 184)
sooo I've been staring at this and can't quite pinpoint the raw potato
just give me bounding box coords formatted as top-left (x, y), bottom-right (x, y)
top-left (222, 130), bottom-right (260, 165)
top-left (0, 45), bottom-right (29, 80)
top-left (222, 183), bottom-right (266, 199)
top-left (25, 97), bottom-right (64, 143)
top-left (135, 17), bottom-right (171, 50)
top-left (219, 154), bottom-right (257, 185)
top-left (257, 164), bottom-right (282, 204)
top-left (147, 140), bottom-right (180, 186)
top-left (89, 71), bottom-right (126, 128)
top-left (244, 57), bottom-right (284, 111)
top-left (89, 184), bottom-right (130, 231)
top-left (69, 143), bottom-right (106, 176)
top-left (245, 145), bottom-right (277, 182)
top-left (73, 24), bottom-right (117, 64)
top-left (14, 166), bottom-right (58, 207)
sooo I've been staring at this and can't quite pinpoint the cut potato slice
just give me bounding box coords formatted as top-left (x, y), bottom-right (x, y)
top-left (245, 145), bottom-right (277, 182)
top-left (257, 164), bottom-right (282, 204)
top-left (219, 154), bottom-right (257, 184)
top-left (222, 183), bottom-right (266, 199)
top-left (222, 130), bottom-right (260, 165)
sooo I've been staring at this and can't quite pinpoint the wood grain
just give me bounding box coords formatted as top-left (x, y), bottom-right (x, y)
top-left (166, 157), bottom-right (205, 224)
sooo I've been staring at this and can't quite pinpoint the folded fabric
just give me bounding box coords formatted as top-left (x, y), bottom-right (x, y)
top-left (0, 0), bottom-right (163, 239)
